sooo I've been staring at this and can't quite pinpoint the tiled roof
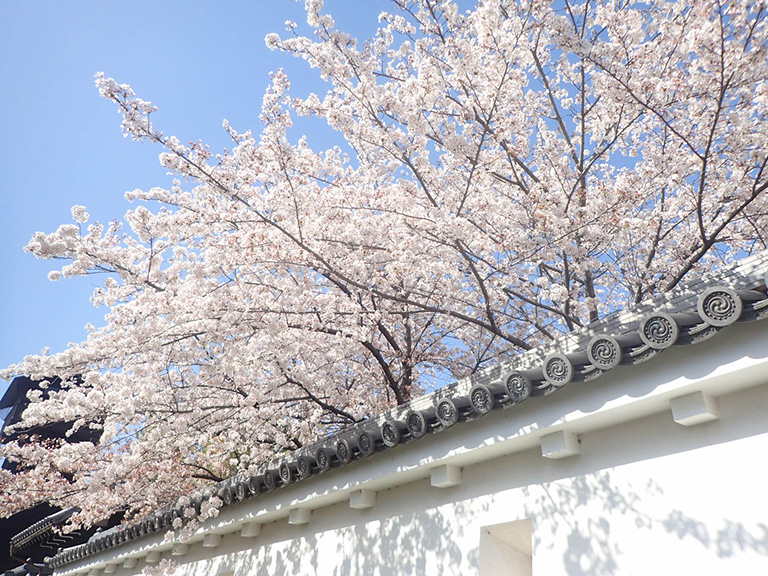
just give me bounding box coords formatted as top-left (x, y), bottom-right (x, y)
top-left (10, 508), bottom-right (80, 554)
top-left (47, 251), bottom-right (768, 569)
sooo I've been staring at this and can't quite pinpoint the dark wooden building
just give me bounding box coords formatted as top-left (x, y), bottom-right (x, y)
top-left (1, 377), bottom-right (113, 576)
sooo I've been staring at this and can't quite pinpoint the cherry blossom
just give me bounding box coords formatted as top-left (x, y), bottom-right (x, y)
top-left (2, 0), bottom-right (766, 529)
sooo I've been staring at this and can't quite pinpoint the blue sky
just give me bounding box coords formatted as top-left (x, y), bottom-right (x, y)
top-left (0, 1), bottom-right (391, 395)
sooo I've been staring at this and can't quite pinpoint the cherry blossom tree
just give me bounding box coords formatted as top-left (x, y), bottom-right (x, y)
top-left (2, 0), bottom-right (767, 528)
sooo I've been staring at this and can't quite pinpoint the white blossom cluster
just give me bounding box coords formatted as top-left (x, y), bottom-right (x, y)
top-left (2, 0), bottom-right (767, 532)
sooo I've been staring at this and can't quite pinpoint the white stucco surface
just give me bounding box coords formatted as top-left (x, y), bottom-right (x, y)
top-left (58, 321), bottom-right (768, 576)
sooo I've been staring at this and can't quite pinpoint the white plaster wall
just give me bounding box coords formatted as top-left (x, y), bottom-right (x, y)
top-left (99, 380), bottom-right (768, 576)
top-left (58, 322), bottom-right (768, 576)
top-left (478, 529), bottom-right (532, 576)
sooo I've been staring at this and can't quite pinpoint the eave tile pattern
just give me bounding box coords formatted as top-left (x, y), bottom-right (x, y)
top-left (47, 253), bottom-right (768, 569)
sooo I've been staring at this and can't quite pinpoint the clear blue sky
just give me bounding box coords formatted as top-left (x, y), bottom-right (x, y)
top-left (0, 1), bottom-right (390, 395)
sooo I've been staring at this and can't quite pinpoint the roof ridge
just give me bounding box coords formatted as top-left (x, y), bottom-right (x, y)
top-left (48, 250), bottom-right (768, 569)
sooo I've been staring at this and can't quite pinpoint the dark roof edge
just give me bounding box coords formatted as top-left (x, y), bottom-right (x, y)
top-left (49, 251), bottom-right (768, 569)
top-left (9, 507), bottom-right (80, 553)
